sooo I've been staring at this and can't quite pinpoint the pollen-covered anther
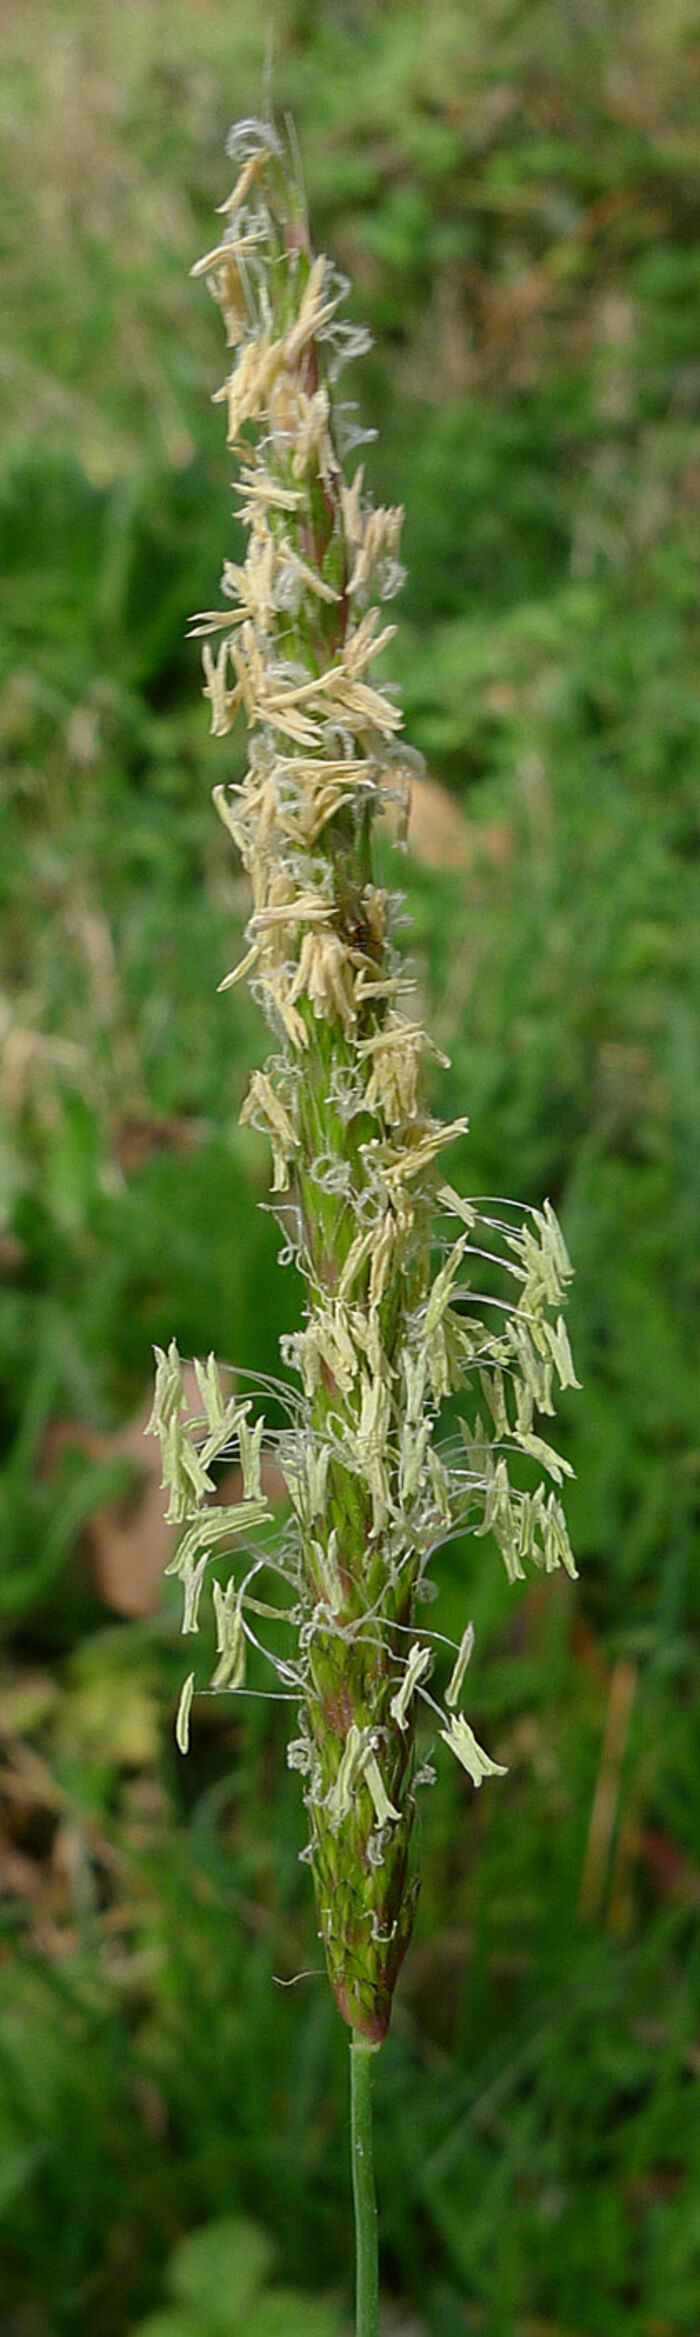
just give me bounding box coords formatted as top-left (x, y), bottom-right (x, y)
top-left (288, 925), bottom-right (357, 1031)
top-left (284, 253), bottom-right (340, 359)
top-left (383, 1116), bottom-right (470, 1187)
top-left (440, 1711), bottom-right (508, 1788)
top-left (390, 1642), bottom-right (433, 1730)
top-left (347, 503), bottom-right (404, 600)
top-left (221, 524), bottom-right (277, 628)
top-left (215, 143), bottom-right (274, 216)
top-left (445, 1621), bottom-right (475, 1710)
top-left (239, 1068), bottom-right (297, 1190)
top-left (325, 1726), bottom-right (400, 1831)
top-left (190, 229), bottom-right (263, 282)
top-left (214, 337), bottom-right (284, 443)
top-left (291, 385), bottom-right (337, 483)
top-left (292, 1301), bottom-right (359, 1398)
top-left (369, 1210), bottom-right (403, 1308)
top-left (343, 609), bottom-right (398, 676)
top-left (249, 887), bottom-right (331, 937)
top-left (256, 971), bottom-right (309, 1049)
top-left (361, 885), bottom-right (389, 945)
top-left (358, 1022), bottom-right (439, 1126)
top-left (202, 639), bottom-right (240, 737)
top-left (340, 464), bottom-right (365, 545)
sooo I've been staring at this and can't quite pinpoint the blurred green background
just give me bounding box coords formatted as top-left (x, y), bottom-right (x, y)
top-left (1, 2), bottom-right (699, 2332)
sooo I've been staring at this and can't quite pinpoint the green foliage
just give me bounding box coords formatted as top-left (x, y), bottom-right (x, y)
top-left (130, 2214), bottom-right (340, 2337)
top-left (1, 0), bottom-right (699, 2332)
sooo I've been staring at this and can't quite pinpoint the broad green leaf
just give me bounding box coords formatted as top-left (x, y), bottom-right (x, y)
top-left (244, 2291), bottom-right (341, 2337)
top-left (169, 2219), bottom-right (274, 2329)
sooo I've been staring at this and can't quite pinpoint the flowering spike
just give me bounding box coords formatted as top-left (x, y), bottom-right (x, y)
top-left (150, 120), bottom-right (579, 2045)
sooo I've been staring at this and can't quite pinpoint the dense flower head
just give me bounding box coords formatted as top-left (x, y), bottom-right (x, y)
top-left (149, 119), bottom-right (578, 2042)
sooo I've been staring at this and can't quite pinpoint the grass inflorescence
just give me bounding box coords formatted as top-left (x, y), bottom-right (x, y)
top-left (149, 117), bottom-right (578, 2051)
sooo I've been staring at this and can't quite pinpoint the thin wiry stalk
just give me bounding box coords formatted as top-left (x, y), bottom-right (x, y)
top-left (350, 2037), bottom-right (379, 2337)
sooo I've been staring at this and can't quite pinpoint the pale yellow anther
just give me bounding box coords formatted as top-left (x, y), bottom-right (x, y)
top-left (288, 927), bottom-right (357, 1032)
top-left (440, 1712), bottom-right (508, 1788)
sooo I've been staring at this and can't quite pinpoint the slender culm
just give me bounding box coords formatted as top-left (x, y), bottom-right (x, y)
top-left (350, 2038), bottom-right (380, 2335)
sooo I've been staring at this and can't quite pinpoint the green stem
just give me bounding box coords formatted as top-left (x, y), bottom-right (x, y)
top-left (350, 2033), bottom-right (380, 2337)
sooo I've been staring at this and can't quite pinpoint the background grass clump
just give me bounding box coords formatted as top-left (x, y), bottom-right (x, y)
top-left (1, 4), bottom-right (699, 2334)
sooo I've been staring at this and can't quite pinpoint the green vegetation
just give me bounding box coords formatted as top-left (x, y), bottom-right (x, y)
top-left (130, 2213), bottom-right (341, 2336)
top-left (1, 4), bottom-right (698, 2334)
